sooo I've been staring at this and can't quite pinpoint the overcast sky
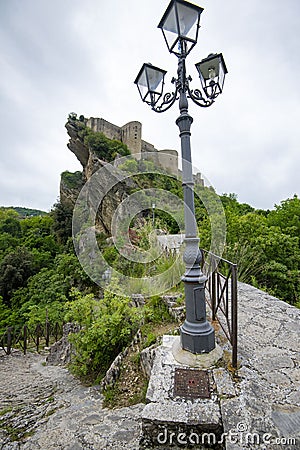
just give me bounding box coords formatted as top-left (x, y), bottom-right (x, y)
top-left (0, 0), bottom-right (299, 211)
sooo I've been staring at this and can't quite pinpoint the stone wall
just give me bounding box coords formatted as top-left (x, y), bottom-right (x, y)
top-left (158, 150), bottom-right (178, 176)
top-left (87, 117), bottom-right (122, 142)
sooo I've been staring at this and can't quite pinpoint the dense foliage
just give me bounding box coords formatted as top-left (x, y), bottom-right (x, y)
top-left (65, 290), bottom-right (142, 380)
top-left (220, 194), bottom-right (300, 305)
top-left (61, 171), bottom-right (83, 191)
top-left (0, 192), bottom-right (298, 333)
top-left (0, 206), bottom-right (95, 332)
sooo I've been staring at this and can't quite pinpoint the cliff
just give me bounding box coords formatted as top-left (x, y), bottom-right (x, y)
top-left (62, 118), bottom-right (136, 234)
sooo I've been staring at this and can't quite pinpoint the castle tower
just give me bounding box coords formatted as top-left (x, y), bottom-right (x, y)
top-left (121, 121), bottom-right (142, 160)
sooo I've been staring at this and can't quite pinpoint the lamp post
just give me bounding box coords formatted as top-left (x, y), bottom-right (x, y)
top-left (135, 0), bottom-right (227, 354)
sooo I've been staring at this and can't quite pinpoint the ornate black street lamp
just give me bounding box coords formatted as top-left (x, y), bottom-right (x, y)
top-left (135, 0), bottom-right (227, 354)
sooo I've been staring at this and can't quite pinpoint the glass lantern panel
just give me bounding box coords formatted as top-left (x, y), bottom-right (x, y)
top-left (146, 66), bottom-right (165, 93)
top-left (161, 4), bottom-right (178, 34)
top-left (138, 83), bottom-right (149, 101)
top-left (176, 2), bottom-right (199, 41)
top-left (218, 60), bottom-right (225, 90)
top-left (137, 68), bottom-right (148, 88)
top-left (136, 69), bottom-right (149, 101)
top-left (197, 56), bottom-right (220, 80)
top-left (181, 39), bottom-right (195, 55)
top-left (163, 29), bottom-right (179, 53)
top-left (161, 5), bottom-right (178, 52)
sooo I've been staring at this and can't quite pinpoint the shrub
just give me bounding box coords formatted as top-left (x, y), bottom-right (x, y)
top-left (66, 290), bottom-right (142, 381)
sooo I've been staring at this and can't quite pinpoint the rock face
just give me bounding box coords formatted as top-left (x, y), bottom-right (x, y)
top-left (66, 120), bottom-right (90, 167)
top-left (46, 323), bottom-right (80, 366)
top-left (62, 119), bottom-right (137, 235)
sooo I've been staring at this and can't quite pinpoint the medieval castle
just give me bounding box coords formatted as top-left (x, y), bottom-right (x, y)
top-left (86, 117), bottom-right (178, 176)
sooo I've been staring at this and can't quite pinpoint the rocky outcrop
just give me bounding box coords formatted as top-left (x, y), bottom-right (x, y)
top-left (62, 119), bottom-right (137, 235)
top-left (66, 120), bottom-right (89, 167)
top-left (60, 171), bottom-right (84, 209)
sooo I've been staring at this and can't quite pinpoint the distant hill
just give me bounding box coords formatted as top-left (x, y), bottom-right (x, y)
top-left (1, 206), bottom-right (47, 218)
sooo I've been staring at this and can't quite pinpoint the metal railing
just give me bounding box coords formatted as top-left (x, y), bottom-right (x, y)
top-left (0, 321), bottom-right (63, 355)
top-left (202, 250), bottom-right (238, 368)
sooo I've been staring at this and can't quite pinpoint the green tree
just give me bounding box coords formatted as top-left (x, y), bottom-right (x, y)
top-left (0, 217), bottom-right (21, 237)
top-left (0, 233), bottom-right (19, 261)
top-left (0, 247), bottom-right (35, 305)
top-left (267, 195), bottom-right (300, 239)
top-left (50, 201), bottom-right (73, 245)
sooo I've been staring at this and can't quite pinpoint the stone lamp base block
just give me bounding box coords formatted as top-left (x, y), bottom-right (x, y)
top-left (172, 336), bottom-right (223, 369)
top-left (140, 335), bottom-right (224, 449)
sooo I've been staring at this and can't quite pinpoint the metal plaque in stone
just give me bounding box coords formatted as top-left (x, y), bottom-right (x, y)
top-left (173, 368), bottom-right (210, 399)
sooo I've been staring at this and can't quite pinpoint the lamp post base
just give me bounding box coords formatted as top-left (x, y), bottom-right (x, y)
top-left (173, 335), bottom-right (222, 367)
top-left (180, 320), bottom-right (215, 354)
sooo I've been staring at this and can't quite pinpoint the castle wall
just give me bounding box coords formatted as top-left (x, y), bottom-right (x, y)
top-left (194, 172), bottom-right (204, 186)
top-left (141, 140), bottom-right (156, 153)
top-left (158, 150), bottom-right (178, 176)
top-left (141, 140), bottom-right (159, 166)
top-left (86, 117), bottom-right (122, 141)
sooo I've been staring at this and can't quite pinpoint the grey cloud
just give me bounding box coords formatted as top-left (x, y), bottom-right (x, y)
top-left (0, 0), bottom-right (299, 211)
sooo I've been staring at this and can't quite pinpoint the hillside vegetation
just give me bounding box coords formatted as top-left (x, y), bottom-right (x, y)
top-left (0, 131), bottom-right (299, 382)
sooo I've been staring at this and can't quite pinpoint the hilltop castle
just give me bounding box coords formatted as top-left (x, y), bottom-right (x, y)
top-left (86, 117), bottom-right (178, 176)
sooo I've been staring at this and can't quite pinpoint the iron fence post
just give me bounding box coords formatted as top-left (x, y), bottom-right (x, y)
top-left (23, 325), bottom-right (27, 355)
top-left (211, 259), bottom-right (217, 321)
top-left (231, 264), bottom-right (238, 368)
top-left (36, 324), bottom-right (41, 352)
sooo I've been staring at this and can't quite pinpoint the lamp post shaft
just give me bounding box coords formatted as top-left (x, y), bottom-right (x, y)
top-left (176, 57), bottom-right (215, 354)
top-left (135, 0), bottom-right (228, 354)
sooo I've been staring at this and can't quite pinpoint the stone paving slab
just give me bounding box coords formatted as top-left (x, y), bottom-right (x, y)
top-left (220, 282), bottom-right (300, 450)
top-left (0, 350), bottom-right (143, 449)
